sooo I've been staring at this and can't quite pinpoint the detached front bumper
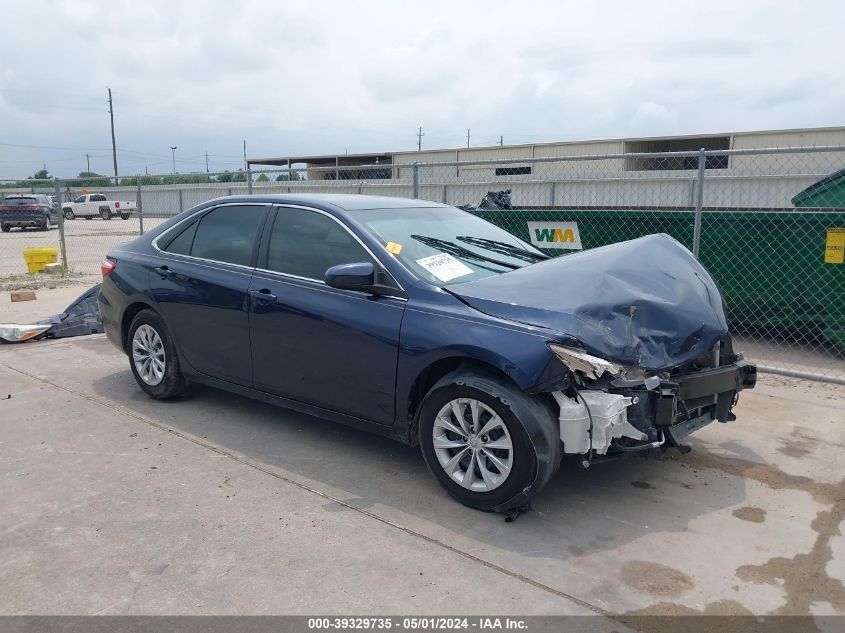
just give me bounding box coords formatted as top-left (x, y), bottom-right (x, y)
top-left (612, 360), bottom-right (757, 447)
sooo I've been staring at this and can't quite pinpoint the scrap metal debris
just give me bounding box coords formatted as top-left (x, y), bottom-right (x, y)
top-left (458, 189), bottom-right (513, 211)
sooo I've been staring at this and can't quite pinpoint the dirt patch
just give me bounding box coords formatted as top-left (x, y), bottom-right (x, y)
top-left (620, 601), bottom-right (816, 633)
top-left (0, 273), bottom-right (94, 293)
top-left (675, 451), bottom-right (845, 615)
top-left (736, 503), bottom-right (845, 615)
top-left (631, 480), bottom-right (655, 490)
top-left (733, 506), bottom-right (766, 523)
top-left (777, 427), bottom-right (822, 459)
top-left (620, 561), bottom-right (694, 597)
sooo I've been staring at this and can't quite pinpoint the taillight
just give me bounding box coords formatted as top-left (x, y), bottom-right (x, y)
top-left (115, 201), bottom-right (121, 208)
top-left (101, 258), bottom-right (117, 277)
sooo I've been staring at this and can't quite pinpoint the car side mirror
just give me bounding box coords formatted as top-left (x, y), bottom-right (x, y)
top-left (325, 262), bottom-right (376, 292)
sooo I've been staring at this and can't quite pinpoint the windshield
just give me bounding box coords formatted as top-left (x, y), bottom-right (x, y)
top-left (354, 206), bottom-right (547, 286)
top-left (2, 197), bottom-right (37, 206)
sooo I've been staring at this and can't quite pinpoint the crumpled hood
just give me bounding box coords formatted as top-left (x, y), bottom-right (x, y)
top-left (447, 234), bottom-right (729, 370)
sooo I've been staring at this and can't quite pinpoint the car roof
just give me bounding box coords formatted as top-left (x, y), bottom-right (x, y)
top-left (207, 193), bottom-right (449, 212)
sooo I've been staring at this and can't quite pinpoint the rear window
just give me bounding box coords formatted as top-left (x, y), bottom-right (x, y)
top-left (2, 197), bottom-right (37, 206)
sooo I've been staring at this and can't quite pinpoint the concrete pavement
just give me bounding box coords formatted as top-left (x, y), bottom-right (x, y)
top-left (0, 335), bottom-right (843, 618)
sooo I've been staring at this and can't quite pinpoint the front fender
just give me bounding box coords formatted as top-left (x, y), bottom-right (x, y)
top-left (397, 305), bottom-right (568, 423)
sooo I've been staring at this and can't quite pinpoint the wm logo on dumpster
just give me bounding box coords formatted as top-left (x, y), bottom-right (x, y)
top-left (527, 221), bottom-right (582, 250)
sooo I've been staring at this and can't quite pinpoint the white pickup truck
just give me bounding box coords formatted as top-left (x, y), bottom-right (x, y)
top-left (62, 193), bottom-right (137, 220)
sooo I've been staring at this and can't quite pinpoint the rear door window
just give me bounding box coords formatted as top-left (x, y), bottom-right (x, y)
top-left (187, 205), bottom-right (265, 266)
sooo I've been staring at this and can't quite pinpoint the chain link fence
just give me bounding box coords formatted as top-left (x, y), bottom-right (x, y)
top-left (1, 146), bottom-right (843, 383)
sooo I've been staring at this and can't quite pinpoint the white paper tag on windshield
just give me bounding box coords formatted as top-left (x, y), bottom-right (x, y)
top-left (416, 253), bottom-right (473, 282)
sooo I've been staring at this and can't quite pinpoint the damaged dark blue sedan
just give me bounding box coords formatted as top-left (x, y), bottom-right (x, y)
top-left (98, 195), bottom-right (756, 513)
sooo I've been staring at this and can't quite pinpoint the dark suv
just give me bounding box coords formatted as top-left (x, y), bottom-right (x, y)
top-left (0, 195), bottom-right (58, 232)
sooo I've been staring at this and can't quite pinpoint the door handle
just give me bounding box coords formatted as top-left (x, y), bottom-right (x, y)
top-left (250, 289), bottom-right (277, 305)
top-left (154, 265), bottom-right (172, 279)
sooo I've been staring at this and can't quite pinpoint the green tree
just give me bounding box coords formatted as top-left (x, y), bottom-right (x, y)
top-left (275, 171), bottom-right (303, 181)
top-left (215, 169), bottom-right (247, 183)
top-left (120, 175), bottom-right (164, 186)
top-left (76, 172), bottom-right (112, 188)
top-left (256, 173), bottom-right (269, 182)
top-left (32, 169), bottom-right (51, 180)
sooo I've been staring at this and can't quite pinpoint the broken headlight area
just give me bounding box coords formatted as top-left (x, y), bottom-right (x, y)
top-left (547, 340), bottom-right (757, 459)
top-left (547, 343), bottom-right (623, 381)
top-left (0, 324), bottom-right (52, 343)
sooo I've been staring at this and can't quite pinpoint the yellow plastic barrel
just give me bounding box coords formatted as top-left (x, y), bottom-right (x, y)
top-left (23, 246), bottom-right (58, 274)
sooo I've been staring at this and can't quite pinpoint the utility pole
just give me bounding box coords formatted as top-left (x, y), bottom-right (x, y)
top-left (205, 151), bottom-right (209, 173)
top-left (107, 87), bottom-right (118, 185)
top-left (417, 126), bottom-right (424, 151)
top-left (466, 129), bottom-right (471, 148)
top-left (85, 154), bottom-right (90, 173)
top-left (499, 135), bottom-right (503, 147)
top-left (243, 140), bottom-right (247, 171)
top-left (169, 146), bottom-right (177, 176)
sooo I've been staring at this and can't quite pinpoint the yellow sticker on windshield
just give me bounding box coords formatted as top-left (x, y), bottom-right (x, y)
top-left (386, 242), bottom-right (403, 255)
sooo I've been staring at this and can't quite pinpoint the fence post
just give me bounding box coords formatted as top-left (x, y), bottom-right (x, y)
top-left (136, 182), bottom-right (144, 235)
top-left (549, 181), bottom-right (556, 207)
top-left (54, 178), bottom-right (68, 272)
top-left (692, 148), bottom-right (706, 259)
top-left (177, 188), bottom-right (183, 213)
top-left (412, 163), bottom-right (419, 200)
top-left (247, 169), bottom-right (253, 195)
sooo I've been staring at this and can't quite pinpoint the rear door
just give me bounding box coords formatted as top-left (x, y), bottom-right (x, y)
top-left (150, 203), bottom-right (270, 386)
top-left (248, 205), bottom-right (405, 424)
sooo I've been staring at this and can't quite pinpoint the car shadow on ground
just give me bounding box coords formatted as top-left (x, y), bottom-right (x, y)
top-left (90, 359), bottom-right (754, 572)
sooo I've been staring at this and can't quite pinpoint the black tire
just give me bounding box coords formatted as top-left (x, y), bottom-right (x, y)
top-left (63, 209), bottom-right (74, 220)
top-left (40, 214), bottom-right (50, 231)
top-left (127, 309), bottom-right (189, 400)
top-left (100, 208), bottom-right (111, 220)
top-left (418, 369), bottom-right (557, 512)
top-left (85, 215), bottom-right (92, 220)
top-left (120, 213), bottom-right (129, 220)
top-left (1, 223), bottom-right (9, 232)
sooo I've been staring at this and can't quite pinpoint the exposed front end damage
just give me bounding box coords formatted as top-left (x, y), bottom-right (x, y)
top-left (446, 234), bottom-right (758, 461)
top-left (547, 339), bottom-right (757, 460)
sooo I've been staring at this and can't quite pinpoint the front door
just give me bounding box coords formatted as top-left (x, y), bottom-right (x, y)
top-left (248, 205), bottom-right (405, 425)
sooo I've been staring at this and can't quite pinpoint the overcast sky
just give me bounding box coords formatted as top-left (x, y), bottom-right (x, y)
top-left (1, 0), bottom-right (843, 178)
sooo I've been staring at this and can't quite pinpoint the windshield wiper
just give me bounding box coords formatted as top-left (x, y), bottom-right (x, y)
top-left (410, 235), bottom-right (521, 270)
top-left (456, 236), bottom-right (549, 262)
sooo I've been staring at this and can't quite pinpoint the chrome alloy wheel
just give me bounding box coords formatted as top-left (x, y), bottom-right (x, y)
top-left (432, 398), bottom-right (513, 492)
top-left (132, 324), bottom-right (166, 386)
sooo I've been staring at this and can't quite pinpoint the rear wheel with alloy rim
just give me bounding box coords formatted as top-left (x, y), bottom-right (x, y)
top-left (63, 209), bottom-right (74, 220)
top-left (127, 310), bottom-right (188, 399)
top-left (419, 371), bottom-right (540, 512)
top-left (100, 208), bottom-right (111, 220)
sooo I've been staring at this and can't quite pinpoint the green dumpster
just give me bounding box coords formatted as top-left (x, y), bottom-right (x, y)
top-left (472, 206), bottom-right (845, 349)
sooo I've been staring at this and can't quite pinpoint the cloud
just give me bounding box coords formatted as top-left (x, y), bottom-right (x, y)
top-left (0, 0), bottom-right (843, 177)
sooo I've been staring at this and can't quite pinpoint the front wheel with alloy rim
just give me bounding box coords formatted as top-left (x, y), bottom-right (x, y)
top-left (63, 209), bottom-right (74, 220)
top-left (418, 371), bottom-right (545, 512)
top-left (127, 310), bottom-right (188, 399)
